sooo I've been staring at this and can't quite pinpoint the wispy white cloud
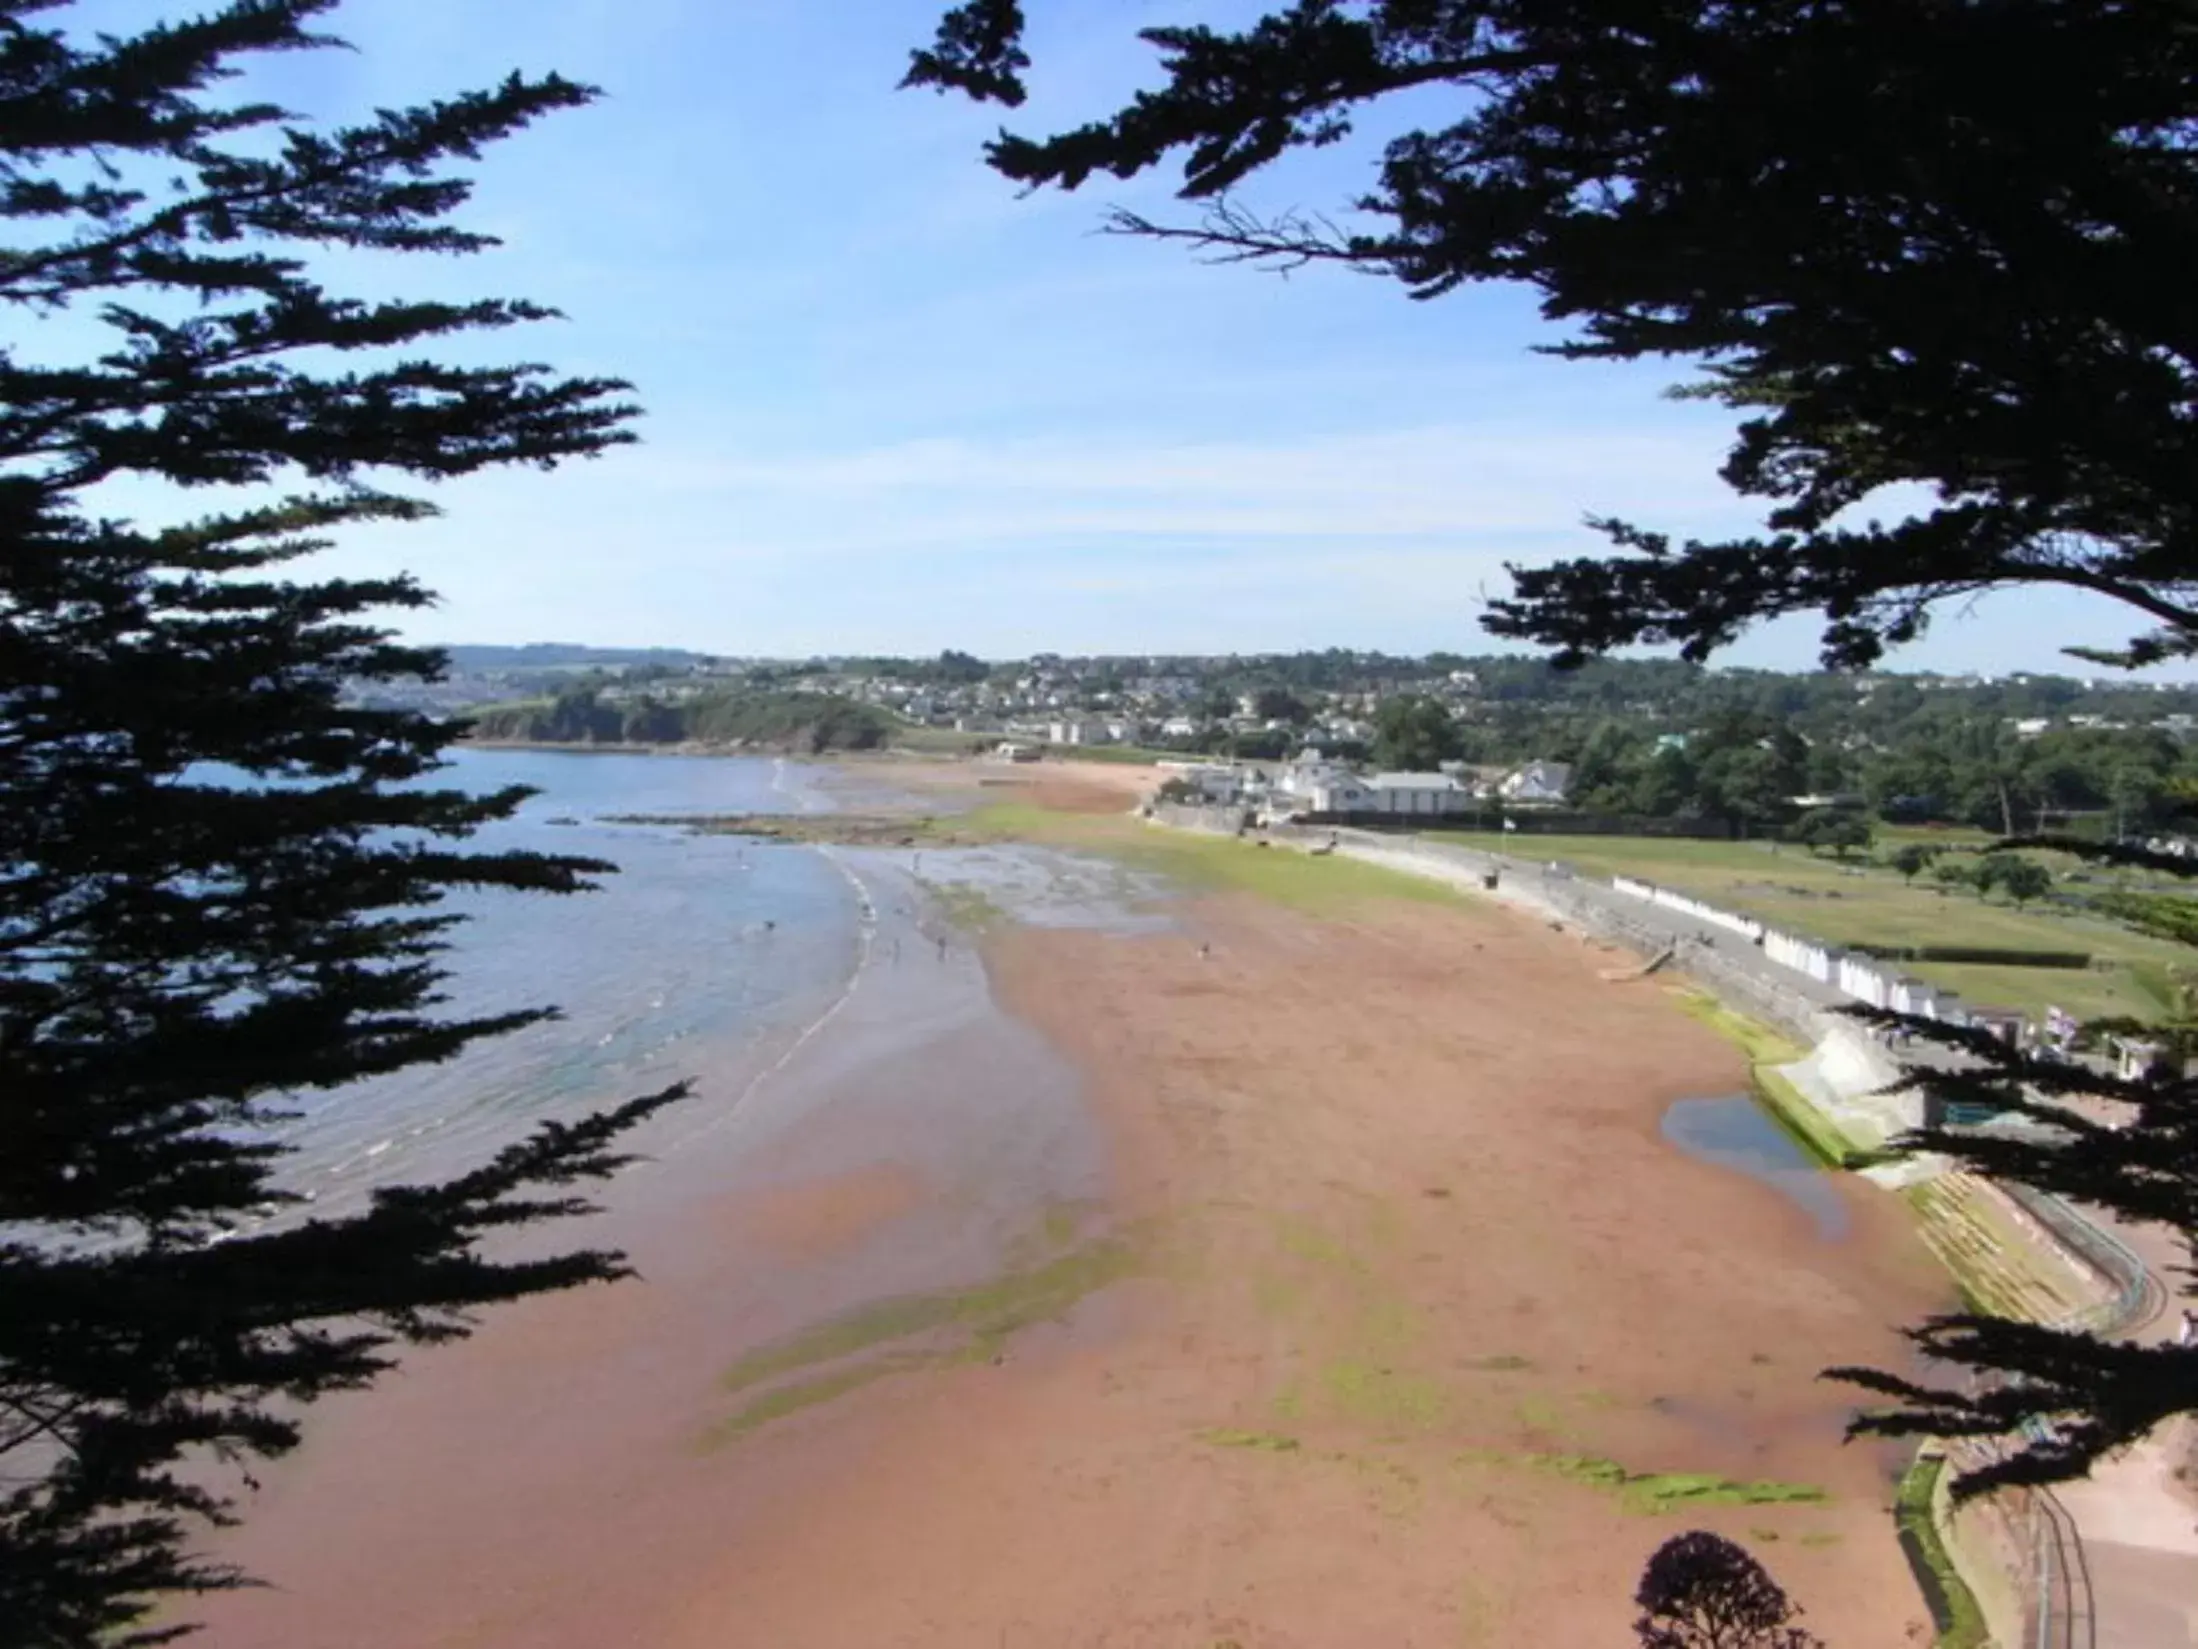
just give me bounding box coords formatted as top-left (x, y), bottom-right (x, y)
top-left (605, 421), bottom-right (1748, 547)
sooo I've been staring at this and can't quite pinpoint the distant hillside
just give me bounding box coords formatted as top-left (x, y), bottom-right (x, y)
top-left (440, 643), bottom-right (715, 674)
top-left (467, 688), bottom-right (894, 753)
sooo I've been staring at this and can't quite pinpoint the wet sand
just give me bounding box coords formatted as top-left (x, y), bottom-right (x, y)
top-left (196, 800), bottom-right (1950, 1647)
top-left (664, 895), bottom-right (1949, 1648)
top-left (192, 848), bottom-right (1104, 1648)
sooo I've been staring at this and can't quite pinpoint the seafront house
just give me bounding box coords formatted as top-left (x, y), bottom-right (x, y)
top-left (1046, 719), bottom-right (1117, 747)
top-left (1362, 771), bottom-right (1475, 817)
top-left (1499, 761), bottom-right (1573, 805)
top-left (1273, 754), bottom-right (1373, 814)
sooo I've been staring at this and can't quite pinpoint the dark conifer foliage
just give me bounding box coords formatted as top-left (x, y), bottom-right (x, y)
top-left (909, 1), bottom-right (2198, 669)
top-left (1828, 835), bottom-right (2198, 1499)
top-left (0, 5), bottom-right (676, 1642)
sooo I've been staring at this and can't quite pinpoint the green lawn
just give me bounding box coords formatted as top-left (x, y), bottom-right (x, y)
top-left (1894, 1454), bottom-right (1990, 1649)
top-left (1433, 830), bottom-right (2189, 1019)
top-left (1875, 822), bottom-right (1999, 850)
top-left (1113, 828), bottom-right (1474, 915)
top-left (886, 723), bottom-right (995, 755)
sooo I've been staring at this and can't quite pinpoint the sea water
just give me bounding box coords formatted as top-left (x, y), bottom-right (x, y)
top-left (275, 749), bottom-right (862, 1211)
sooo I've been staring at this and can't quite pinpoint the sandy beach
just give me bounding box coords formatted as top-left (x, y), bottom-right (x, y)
top-left (195, 764), bottom-right (1950, 1647)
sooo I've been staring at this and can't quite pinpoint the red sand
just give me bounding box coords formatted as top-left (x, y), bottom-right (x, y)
top-left (196, 874), bottom-right (1950, 1647)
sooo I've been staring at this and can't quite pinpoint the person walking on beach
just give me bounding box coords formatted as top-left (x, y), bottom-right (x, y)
top-left (2179, 1310), bottom-right (2196, 1347)
top-left (936, 934), bottom-right (948, 963)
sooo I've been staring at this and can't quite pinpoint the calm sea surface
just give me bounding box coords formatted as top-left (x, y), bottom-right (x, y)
top-left (276, 749), bottom-right (862, 1209)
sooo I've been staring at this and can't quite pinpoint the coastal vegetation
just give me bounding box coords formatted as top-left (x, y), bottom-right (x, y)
top-left (469, 686), bottom-right (895, 752)
top-left (0, 7), bottom-right (681, 1642)
top-left (705, 1220), bottom-right (1144, 1446)
top-left (1517, 1455), bottom-right (1826, 1519)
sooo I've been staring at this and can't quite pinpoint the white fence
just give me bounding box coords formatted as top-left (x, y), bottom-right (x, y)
top-left (1608, 876), bottom-right (1966, 1026)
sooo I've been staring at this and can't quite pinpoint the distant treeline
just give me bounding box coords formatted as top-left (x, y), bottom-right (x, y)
top-left (467, 688), bottom-right (894, 753)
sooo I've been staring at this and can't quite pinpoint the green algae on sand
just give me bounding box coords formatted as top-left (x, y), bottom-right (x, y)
top-left (704, 1225), bottom-right (1146, 1446)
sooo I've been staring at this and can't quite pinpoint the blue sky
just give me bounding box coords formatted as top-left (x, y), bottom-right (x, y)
top-left (65, 1), bottom-right (2191, 674)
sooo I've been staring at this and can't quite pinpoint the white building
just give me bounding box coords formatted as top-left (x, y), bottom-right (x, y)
top-left (1159, 761), bottom-right (1252, 804)
top-left (1362, 772), bottom-right (1475, 817)
top-left (1273, 756), bottom-right (1372, 814)
top-left (1499, 761), bottom-right (1573, 805)
top-left (1046, 719), bottom-right (1117, 747)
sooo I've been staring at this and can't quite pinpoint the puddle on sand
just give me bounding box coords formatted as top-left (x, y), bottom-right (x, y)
top-left (1661, 1096), bottom-right (1849, 1242)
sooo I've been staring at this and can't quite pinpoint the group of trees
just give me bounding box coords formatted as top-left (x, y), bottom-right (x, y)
top-left (469, 688), bottom-right (894, 753)
top-left (1463, 706), bottom-right (2197, 838)
top-left (1565, 713), bottom-right (1815, 833)
top-left (1931, 853), bottom-right (2057, 910)
top-left (1789, 809), bottom-right (1871, 860)
top-left (837, 648), bottom-right (992, 686)
top-left (1370, 694), bottom-right (1464, 771)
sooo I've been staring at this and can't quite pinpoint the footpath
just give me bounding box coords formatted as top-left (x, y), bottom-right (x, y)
top-left (1156, 809), bottom-right (2198, 1649)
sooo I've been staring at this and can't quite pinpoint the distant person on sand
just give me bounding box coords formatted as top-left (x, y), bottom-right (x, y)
top-left (937, 934), bottom-right (948, 962)
top-left (2180, 1310), bottom-right (2196, 1347)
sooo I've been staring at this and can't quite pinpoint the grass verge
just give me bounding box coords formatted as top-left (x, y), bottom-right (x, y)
top-left (1894, 1454), bottom-right (1991, 1649)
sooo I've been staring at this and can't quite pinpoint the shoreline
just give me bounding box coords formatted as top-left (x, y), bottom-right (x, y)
top-left (191, 834), bottom-right (1113, 1648)
top-left (193, 762), bottom-right (1953, 1646)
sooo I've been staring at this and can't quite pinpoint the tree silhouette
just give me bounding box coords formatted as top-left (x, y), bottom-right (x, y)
top-left (0, 5), bottom-right (678, 1642)
top-left (908, 1), bottom-right (2198, 669)
top-left (1633, 1531), bottom-right (1823, 1649)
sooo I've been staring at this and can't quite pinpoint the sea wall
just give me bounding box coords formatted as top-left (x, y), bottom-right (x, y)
top-left (1607, 876), bottom-right (1961, 1023)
